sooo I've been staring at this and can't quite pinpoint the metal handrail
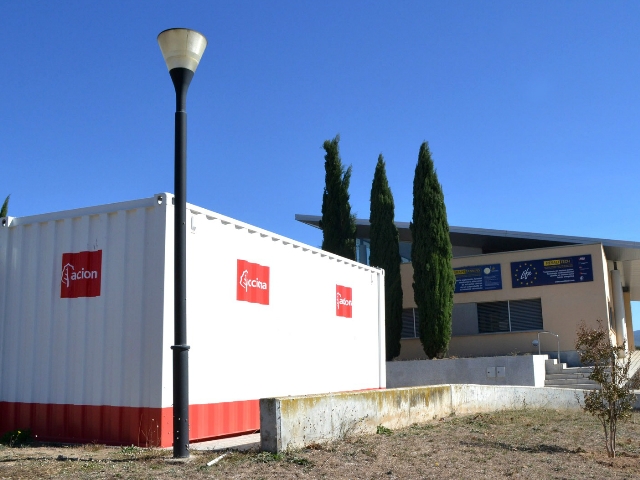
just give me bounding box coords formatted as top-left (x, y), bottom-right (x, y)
top-left (535, 331), bottom-right (561, 363)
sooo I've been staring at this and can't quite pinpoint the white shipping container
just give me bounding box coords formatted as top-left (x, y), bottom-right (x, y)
top-left (0, 194), bottom-right (385, 446)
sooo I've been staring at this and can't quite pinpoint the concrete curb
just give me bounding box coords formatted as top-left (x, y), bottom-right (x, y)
top-left (260, 384), bottom-right (588, 452)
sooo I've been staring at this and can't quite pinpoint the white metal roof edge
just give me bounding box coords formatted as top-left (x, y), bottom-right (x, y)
top-left (2, 194), bottom-right (383, 274)
top-left (184, 197), bottom-right (383, 274)
top-left (1, 194), bottom-right (165, 227)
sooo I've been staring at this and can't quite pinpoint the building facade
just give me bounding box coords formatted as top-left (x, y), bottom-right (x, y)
top-left (297, 215), bottom-right (639, 365)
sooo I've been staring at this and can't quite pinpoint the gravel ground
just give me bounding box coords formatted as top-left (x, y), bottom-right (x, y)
top-left (1, 408), bottom-right (640, 479)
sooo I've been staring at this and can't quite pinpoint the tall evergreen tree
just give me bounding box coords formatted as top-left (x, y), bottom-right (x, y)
top-left (410, 142), bottom-right (455, 359)
top-left (0, 195), bottom-right (9, 218)
top-left (369, 155), bottom-right (403, 360)
top-left (320, 135), bottom-right (356, 260)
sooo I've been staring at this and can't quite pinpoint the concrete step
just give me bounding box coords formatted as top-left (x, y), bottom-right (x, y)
top-left (547, 368), bottom-right (593, 377)
top-left (545, 377), bottom-right (599, 385)
top-left (545, 383), bottom-right (600, 390)
top-left (563, 366), bottom-right (593, 374)
top-left (544, 360), bottom-right (595, 374)
top-left (545, 359), bottom-right (567, 374)
top-left (544, 361), bottom-right (599, 389)
top-left (545, 373), bottom-right (590, 381)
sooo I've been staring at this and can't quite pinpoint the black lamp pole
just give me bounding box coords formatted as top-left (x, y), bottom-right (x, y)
top-left (158, 28), bottom-right (207, 459)
top-left (170, 66), bottom-right (193, 459)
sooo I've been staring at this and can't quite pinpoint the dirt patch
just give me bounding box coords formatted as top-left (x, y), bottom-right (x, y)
top-left (2, 409), bottom-right (640, 479)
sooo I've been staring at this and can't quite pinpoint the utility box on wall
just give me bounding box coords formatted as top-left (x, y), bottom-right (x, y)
top-left (0, 193), bottom-right (386, 447)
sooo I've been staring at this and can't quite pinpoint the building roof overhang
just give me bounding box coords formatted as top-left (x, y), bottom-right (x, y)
top-left (295, 214), bottom-right (640, 300)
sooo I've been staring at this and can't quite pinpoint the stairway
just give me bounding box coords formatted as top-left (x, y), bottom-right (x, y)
top-left (544, 351), bottom-right (640, 390)
top-left (544, 358), bottom-right (600, 390)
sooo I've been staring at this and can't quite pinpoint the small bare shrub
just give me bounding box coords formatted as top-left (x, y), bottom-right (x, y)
top-left (575, 320), bottom-right (640, 458)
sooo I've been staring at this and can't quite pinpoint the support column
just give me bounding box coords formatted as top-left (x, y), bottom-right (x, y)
top-left (611, 268), bottom-right (628, 356)
top-left (623, 289), bottom-right (635, 350)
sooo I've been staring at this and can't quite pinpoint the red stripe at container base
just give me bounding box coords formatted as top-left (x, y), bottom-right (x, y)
top-left (0, 400), bottom-right (259, 447)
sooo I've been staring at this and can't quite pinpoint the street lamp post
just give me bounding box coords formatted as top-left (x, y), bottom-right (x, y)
top-left (158, 28), bottom-right (207, 459)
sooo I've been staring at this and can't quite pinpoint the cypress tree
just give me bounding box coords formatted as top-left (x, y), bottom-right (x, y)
top-left (320, 135), bottom-right (356, 260)
top-left (410, 142), bottom-right (454, 359)
top-left (0, 195), bottom-right (9, 218)
top-left (369, 155), bottom-right (403, 360)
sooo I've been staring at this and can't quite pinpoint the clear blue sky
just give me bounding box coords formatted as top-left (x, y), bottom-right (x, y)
top-left (3, 1), bottom-right (640, 328)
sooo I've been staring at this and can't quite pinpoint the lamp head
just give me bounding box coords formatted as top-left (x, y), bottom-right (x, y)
top-left (158, 28), bottom-right (207, 73)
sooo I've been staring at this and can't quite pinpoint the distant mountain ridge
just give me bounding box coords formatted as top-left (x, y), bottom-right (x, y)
top-left (635, 330), bottom-right (640, 347)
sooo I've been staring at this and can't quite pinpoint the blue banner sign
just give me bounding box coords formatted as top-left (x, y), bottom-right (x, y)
top-left (511, 254), bottom-right (593, 288)
top-left (454, 264), bottom-right (502, 293)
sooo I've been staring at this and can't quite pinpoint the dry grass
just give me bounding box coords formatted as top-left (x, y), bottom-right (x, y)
top-left (1, 408), bottom-right (640, 479)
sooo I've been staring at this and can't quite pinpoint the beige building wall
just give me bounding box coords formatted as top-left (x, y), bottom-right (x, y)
top-left (398, 243), bottom-right (610, 361)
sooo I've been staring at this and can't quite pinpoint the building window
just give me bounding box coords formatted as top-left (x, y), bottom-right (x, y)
top-left (403, 299), bottom-right (542, 339)
top-left (508, 298), bottom-right (544, 331)
top-left (477, 301), bottom-right (509, 333)
top-left (398, 241), bottom-right (412, 264)
top-left (452, 303), bottom-right (481, 336)
top-left (401, 308), bottom-right (420, 339)
top-left (355, 238), bottom-right (370, 265)
top-left (477, 298), bottom-right (543, 333)
top-left (356, 238), bottom-right (412, 265)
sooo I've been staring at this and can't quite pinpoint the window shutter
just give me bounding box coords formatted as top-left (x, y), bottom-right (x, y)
top-left (401, 308), bottom-right (417, 339)
top-left (477, 301), bottom-right (509, 333)
top-left (509, 298), bottom-right (543, 331)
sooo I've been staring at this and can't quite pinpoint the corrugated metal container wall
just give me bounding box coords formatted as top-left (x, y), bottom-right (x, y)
top-left (0, 194), bottom-right (385, 447)
top-left (175, 203), bottom-right (385, 444)
top-left (0, 196), bottom-right (168, 445)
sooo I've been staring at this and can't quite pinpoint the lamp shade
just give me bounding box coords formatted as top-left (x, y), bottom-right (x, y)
top-left (158, 28), bottom-right (207, 73)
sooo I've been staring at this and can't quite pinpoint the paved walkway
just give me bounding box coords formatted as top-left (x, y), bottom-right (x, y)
top-left (189, 432), bottom-right (260, 452)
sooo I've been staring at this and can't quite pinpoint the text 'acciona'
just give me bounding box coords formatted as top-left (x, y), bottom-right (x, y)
top-left (239, 270), bottom-right (268, 291)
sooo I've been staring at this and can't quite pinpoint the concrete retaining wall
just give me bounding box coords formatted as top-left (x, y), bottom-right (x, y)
top-left (387, 355), bottom-right (548, 388)
top-left (260, 384), bottom-right (586, 452)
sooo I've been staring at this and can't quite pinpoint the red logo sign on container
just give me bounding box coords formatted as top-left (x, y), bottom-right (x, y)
top-left (60, 250), bottom-right (103, 298)
top-left (336, 285), bottom-right (352, 318)
top-left (237, 260), bottom-right (270, 305)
